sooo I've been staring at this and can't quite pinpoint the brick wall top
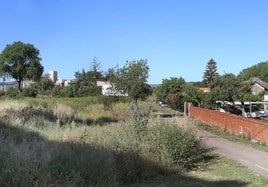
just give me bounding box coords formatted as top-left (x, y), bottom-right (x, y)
top-left (190, 106), bottom-right (268, 144)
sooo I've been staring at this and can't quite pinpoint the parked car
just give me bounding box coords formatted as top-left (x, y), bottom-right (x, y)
top-left (160, 102), bottom-right (168, 107)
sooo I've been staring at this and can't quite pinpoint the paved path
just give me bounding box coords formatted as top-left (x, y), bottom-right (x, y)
top-left (196, 128), bottom-right (268, 177)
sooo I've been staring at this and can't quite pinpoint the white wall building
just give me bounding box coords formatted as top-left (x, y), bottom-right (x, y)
top-left (97, 81), bottom-right (127, 96)
top-left (48, 71), bottom-right (58, 83)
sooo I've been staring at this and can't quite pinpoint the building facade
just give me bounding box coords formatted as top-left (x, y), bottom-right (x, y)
top-left (48, 71), bottom-right (58, 83)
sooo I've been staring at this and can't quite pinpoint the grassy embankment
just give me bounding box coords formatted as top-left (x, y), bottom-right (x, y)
top-left (0, 97), bottom-right (267, 186)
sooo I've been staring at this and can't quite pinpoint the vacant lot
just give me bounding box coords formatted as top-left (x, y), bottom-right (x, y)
top-left (0, 97), bottom-right (267, 186)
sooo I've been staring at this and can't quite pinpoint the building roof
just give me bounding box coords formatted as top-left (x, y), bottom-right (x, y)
top-left (252, 77), bottom-right (268, 90)
top-left (198, 87), bottom-right (211, 92)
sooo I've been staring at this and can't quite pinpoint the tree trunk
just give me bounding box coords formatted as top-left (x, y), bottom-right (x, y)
top-left (18, 79), bottom-right (22, 92)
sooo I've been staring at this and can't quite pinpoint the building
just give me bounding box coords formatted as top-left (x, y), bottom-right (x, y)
top-left (0, 81), bottom-right (18, 90)
top-left (198, 87), bottom-right (211, 93)
top-left (251, 78), bottom-right (268, 95)
top-left (97, 80), bottom-right (127, 96)
top-left (48, 71), bottom-right (58, 83)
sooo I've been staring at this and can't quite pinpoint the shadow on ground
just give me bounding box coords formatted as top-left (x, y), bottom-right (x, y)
top-left (0, 121), bottom-right (249, 186)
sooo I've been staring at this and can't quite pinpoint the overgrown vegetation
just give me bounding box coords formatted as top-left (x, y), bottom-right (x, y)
top-left (0, 99), bottom-right (210, 186)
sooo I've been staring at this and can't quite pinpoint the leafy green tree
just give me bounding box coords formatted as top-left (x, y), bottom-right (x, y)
top-left (182, 83), bottom-right (205, 107)
top-left (88, 56), bottom-right (103, 85)
top-left (29, 75), bottom-right (55, 96)
top-left (203, 59), bottom-right (219, 86)
top-left (73, 57), bottom-right (103, 96)
top-left (75, 69), bottom-right (89, 92)
top-left (0, 41), bottom-right (44, 91)
top-left (238, 61), bottom-right (268, 82)
top-left (111, 59), bottom-right (152, 103)
top-left (166, 92), bottom-right (183, 110)
top-left (104, 66), bottom-right (117, 81)
top-left (207, 73), bottom-right (252, 108)
top-left (154, 77), bottom-right (186, 100)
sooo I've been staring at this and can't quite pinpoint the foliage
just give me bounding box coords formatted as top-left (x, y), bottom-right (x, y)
top-left (182, 83), bottom-right (205, 107)
top-left (203, 59), bottom-right (219, 86)
top-left (0, 90), bottom-right (5, 97)
top-left (111, 59), bottom-right (152, 103)
top-left (147, 124), bottom-right (208, 170)
top-left (127, 103), bottom-right (152, 138)
top-left (166, 92), bottom-right (183, 110)
top-left (32, 75), bottom-right (55, 95)
top-left (238, 61), bottom-right (268, 82)
top-left (0, 41), bottom-right (44, 91)
top-left (53, 103), bottom-right (76, 124)
top-left (4, 87), bottom-right (20, 98)
top-left (207, 73), bottom-right (252, 108)
top-left (74, 69), bottom-right (101, 96)
top-left (104, 66), bottom-right (117, 81)
top-left (191, 81), bottom-right (207, 87)
top-left (59, 84), bottom-right (76, 97)
top-left (101, 96), bottom-right (118, 111)
top-left (0, 99), bottom-right (211, 186)
top-left (154, 77), bottom-right (186, 100)
top-left (88, 56), bottom-right (103, 85)
top-left (22, 87), bottom-right (38, 97)
top-left (72, 57), bottom-right (104, 97)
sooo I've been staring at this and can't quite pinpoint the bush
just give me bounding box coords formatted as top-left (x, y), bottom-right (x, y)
top-left (53, 103), bottom-right (76, 125)
top-left (0, 99), bottom-right (210, 186)
top-left (147, 124), bottom-right (208, 170)
top-left (46, 144), bottom-right (117, 186)
top-left (5, 87), bottom-right (20, 98)
top-left (127, 103), bottom-right (152, 139)
top-left (101, 96), bottom-right (116, 111)
top-left (0, 90), bottom-right (5, 97)
top-left (22, 87), bottom-right (38, 97)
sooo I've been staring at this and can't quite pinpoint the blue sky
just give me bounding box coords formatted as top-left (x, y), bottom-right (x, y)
top-left (1, 0), bottom-right (268, 84)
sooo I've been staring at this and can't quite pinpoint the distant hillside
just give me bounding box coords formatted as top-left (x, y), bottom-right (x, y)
top-left (238, 61), bottom-right (268, 82)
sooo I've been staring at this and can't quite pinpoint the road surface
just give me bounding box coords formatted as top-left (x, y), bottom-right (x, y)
top-left (196, 128), bottom-right (268, 177)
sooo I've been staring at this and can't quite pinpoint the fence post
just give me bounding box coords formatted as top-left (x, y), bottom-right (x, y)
top-left (184, 102), bottom-right (187, 116)
top-left (187, 103), bottom-right (192, 117)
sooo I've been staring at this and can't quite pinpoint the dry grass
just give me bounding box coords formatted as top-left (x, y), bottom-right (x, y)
top-left (1, 98), bottom-right (268, 186)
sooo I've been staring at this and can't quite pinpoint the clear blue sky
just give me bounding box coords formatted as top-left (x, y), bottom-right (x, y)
top-left (1, 0), bottom-right (268, 84)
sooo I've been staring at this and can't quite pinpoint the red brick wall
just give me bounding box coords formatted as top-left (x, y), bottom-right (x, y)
top-left (189, 106), bottom-right (268, 144)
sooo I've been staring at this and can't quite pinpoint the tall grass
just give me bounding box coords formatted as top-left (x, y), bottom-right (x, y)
top-left (0, 99), bottom-right (209, 186)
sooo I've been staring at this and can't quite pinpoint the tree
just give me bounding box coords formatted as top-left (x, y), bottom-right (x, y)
top-left (104, 65), bottom-right (118, 81)
top-left (166, 92), bottom-right (183, 110)
top-left (238, 61), bottom-right (268, 82)
top-left (72, 57), bottom-right (104, 97)
top-left (154, 77), bottom-right (186, 100)
top-left (0, 41), bottom-right (44, 91)
top-left (182, 83), bottom-right (205, 107)
top-left (203, 59), bottom-right (219, 86)
top-left (30, 75), bottom-right (55, 96)
top-left (207, 73), bottom-right (252, 108)
top-left (111, 59), bottom-right (152, 103)
top-left (88, 56), bottom-right (103, 85)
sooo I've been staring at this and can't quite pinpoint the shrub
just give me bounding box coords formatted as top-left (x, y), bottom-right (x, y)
top-left (166, 92), bottom-right (183, 110)
top-left (127, 103), bottom-right (152, 139)
top-left (0, 99), bottom-right (210, 186)
top-left (46, 144), bottom-right (117, 186)
top-left (22, 87), bottom-right (38, 97)
top-left (10, 106), bottom-right (57, 125)
top-left (101, 96), bottom-right (116, 111)
top-left (147, 124), bottom-right (208, 170)
top-left (5, 87), bottom-right (20, 98)
top-left (0, 90), bottom-right (5, 97)
top-left (53, 103), bottom-right (76, 125)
